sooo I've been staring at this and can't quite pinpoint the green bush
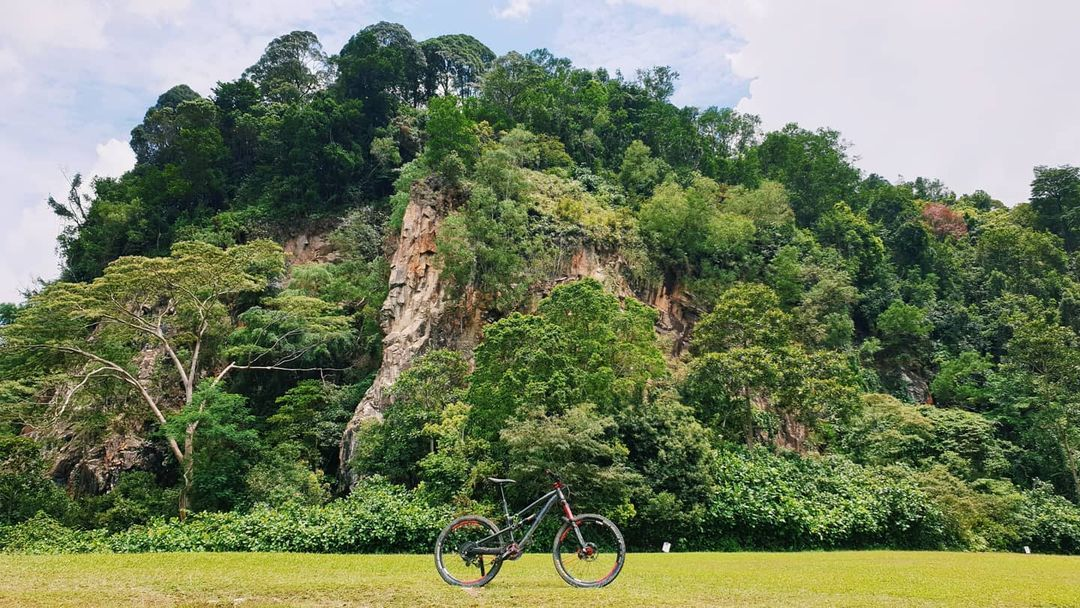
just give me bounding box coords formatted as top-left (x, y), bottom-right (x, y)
top-left (0, 513), bottom-right (111, 554)
top-left (1, 479), bottom-right (451, 555)
top-left (114, 478), bottom-right (450, 554)
top-left (1017, 482), bottom-right (1080, 554)
top-left (75, 471), bottom-right (179, 532)
top-left (702, 448), bottom-right (950, 551)
top-left (0, 436), bottom-right (75, 526)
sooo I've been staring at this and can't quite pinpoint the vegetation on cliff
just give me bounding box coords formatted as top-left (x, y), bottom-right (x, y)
top-left (2, 22), bottom-right (1080, 553)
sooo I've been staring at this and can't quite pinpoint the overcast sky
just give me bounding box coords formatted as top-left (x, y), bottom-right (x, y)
top-left (2, 0), bottom-right (1078, 302)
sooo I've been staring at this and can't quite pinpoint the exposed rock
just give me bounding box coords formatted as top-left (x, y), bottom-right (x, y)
top-left (339, 179), bottom-right (473, 483)
top-left (49, 429), bottom-right (164, 496)
top-left (282, 231), bottom-right (338, 266)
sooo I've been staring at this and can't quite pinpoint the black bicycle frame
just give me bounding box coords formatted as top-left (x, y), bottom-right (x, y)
top-left (468, 485), bottom-right (585, 557)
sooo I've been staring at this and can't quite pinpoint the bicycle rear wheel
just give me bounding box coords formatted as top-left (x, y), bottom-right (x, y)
top-left (552, 514), bottom-right (625, 588)
top-left (434, 515), bottom-right (503, 587)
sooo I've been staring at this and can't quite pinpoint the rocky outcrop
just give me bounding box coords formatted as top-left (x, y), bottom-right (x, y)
top-left (48, 429), bottom-right (164, 496)
top-left (339, 180), bottom-right (477, 483)
top-left (283, 231), bottom-right (338, 265)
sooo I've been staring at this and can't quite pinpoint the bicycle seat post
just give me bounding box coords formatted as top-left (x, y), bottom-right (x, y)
top-left (498, 484), bottom-right (515, 542)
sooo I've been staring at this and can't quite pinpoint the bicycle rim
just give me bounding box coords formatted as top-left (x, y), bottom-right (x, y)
top-left (435, 517), bottom-right (501, 586)
top-left (554, 515), bottom-right (625, 587)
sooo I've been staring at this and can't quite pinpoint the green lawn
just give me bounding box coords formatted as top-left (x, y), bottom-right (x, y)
top-left (1, 551), bottom-right (1078, 607)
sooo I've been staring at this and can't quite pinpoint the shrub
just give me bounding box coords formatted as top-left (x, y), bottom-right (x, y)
top-left (112, 478), bottom-right (450, 554)
top-left (0, 436), bottom-right (74, 526)
top-left (703, 447), bottom-right (950, 550)
top-left (0, 513), bottom-right (111, 554)
top-left (1017, 482), bottom-right (1080, 554)
top-left (1, 479), bottom-right (451, 555)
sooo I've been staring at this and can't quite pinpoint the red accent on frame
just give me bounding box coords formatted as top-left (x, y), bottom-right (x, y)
top-left (562, 502), bottom-right (575, 520)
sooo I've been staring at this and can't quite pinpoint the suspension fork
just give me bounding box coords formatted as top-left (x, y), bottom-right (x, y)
top-left (557, 485), bottom-right (588, 546)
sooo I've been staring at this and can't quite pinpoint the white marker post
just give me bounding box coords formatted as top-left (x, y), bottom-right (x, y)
top-left (662, 542), bottom-right (671, 553)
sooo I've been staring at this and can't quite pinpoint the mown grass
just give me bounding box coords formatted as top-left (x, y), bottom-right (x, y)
top-left (1, 551), bottom-right (1078, 607)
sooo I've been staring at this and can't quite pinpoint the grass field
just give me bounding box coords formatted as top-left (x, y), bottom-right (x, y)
top-left (1, 551), bottom-right (1078, 607)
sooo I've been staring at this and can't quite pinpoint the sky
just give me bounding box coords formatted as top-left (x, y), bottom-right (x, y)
top-left (2, 0), bottom-right (1079, 302)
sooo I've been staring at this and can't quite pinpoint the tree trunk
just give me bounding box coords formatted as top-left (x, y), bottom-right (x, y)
top-left (178, 422), bottom-right (197, 521)
top-left (1060, 426), bottom-right (1080, 499)
top-left (743, 390), bottom-right (755, 447)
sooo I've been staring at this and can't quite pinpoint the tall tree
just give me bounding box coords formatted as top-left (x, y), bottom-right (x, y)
top-left (243, 30), bottom-right (333, 103)
top-left (758, 124), bottom-right (860, 226)
top-left (0, 241), bottom-right (352, 516)
top-left (420, 34), bottom-right (495, 98)
top-left (1030, 165), bottom-right (1080, 252)
top-left (336, 22), bottom-right (427, 119)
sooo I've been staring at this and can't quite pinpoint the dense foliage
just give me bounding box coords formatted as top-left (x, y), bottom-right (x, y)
top-left (3, 22), bottom-right (1080, 555)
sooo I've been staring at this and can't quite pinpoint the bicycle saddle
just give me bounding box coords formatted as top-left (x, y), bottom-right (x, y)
top-left (487, 477), bottom-right (516, 485)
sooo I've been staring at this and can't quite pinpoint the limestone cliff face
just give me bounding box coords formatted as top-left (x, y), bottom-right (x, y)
top-left (338, 179), bottom-right (701, 484)
top-left (338, 179), bottom-right (478, 482)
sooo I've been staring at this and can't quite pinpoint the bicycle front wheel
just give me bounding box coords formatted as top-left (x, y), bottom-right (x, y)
top-left (434, 515), bottom-right (503, 587)
top-left (552, 514), bottom-right (625, 588)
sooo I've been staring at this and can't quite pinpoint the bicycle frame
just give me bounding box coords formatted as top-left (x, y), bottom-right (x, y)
top-left (467, 483), bottom-right (585, 558)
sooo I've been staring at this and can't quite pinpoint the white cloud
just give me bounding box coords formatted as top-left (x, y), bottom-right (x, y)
top-left (494, 0), bottom-right (538, 20)
top-left (554, 1), bottom-right (744, 107)
top-left (0, 0), bottom-right (380, 302)
top-left (0, 1), bottom-right (110, 53)
top-left (124, 0), bottom-right (193, 22)
top-left (90, 139), bottom-right (137, 179)
top-left (0, 204), bottom-right (65, 302)
top-left (0, 136), bottom-right (136, 302)
top-left (620, 0), bottom-right (1080, 204)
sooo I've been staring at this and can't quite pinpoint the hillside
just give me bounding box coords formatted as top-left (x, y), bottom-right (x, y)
top-left (1, 22), bottom-right (1079, 554)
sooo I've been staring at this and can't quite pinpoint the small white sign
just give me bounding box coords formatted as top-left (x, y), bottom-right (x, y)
top-left (1023, 546), bottom-right (1031, 554)
top-left (662, 542), bottom-right (671, 553)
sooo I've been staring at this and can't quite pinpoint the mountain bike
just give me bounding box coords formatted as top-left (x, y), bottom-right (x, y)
top-left (434, 470), bottom-right (625, 588)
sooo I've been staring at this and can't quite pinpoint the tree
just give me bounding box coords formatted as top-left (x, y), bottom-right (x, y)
top-left (479, 51), bottom-right (544, 124)
top-left (697, 106), bottom-right (761, 159)
top-left (876, 300), bottom-right (932, 367)
top-left (501, 403), bottom-right (640, 517)
top-left (686, 282), bottom-right (857, 448)
top-left (976, 220), bottom-right (1068, 300)
top-left (757, 124), bottom-right (860, 226)
top-left (0, 303), bottom-right (16, 326)
top-left (931, 351), bottom-right (994, 410)
top-left (0, 240), bottom-right (352, 517)
top-left (638, 176), bottom-right (756, 277)
top-left (691, 283), bottom-right (791, 353)
top-left (1030, 165), bottom-right (1080, 252)
top-left (922, 202), bottom-right (968, 239)
top-left (635, 66), bottom-right (679, 102)
top-left (684, 344), bottom-right (857, 449)
top-left (129, 85), bottom-right (202, 165)
top-left (722, 180), bottom-right (795, 228)
top-left (351, 350), bottom-right (470, 486)
top-left (243, 30), bottom-right (333, 103)
top-left (467, 280), bottom-right (665, 438)
top-left (46, 172), bottom-right (91, 228)
top-left (619, 140), bottom-right (667, 201)
top-left (423, 96), bottom-right (479, 170)
top-left (420, 34), bottom-right (495, 98)
top-left (1002, 317), bottom-right (1080, 499)
top-left (336, 21), bottom-right (427, 119)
